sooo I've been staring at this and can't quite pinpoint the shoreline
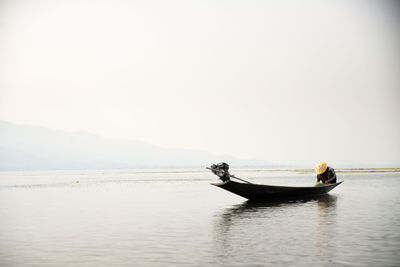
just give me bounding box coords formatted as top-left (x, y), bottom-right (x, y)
top-left (0, 167), bottom-right (399, 174)
top-left (235, 168), bottom-right (400, 173)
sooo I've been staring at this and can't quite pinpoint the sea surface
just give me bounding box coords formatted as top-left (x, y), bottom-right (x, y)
top-left (0, 169), bottom-right (399, 266)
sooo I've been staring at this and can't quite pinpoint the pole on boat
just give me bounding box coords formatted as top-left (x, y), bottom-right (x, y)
top-left (229, 174), bottom-right (253, 184)
top-left (206, 167), bottom-right (253, 184)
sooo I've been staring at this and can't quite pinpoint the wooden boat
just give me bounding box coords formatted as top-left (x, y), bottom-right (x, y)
top-left (212, 180), bottom-right (343, 201)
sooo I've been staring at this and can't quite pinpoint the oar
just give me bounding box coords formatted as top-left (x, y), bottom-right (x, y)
top-left (229, 174), bottom-right (253, 184)
top-left (206, 167), bottom-right (253, 184)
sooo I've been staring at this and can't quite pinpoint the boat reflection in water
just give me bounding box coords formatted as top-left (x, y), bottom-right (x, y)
top-left (212, 195), bottom-right (338, 266)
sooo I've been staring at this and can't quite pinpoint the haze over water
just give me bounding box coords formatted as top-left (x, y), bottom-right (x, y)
top-left (1, 169), bottom-right (399, 266)
top-left (1, 1), bottom-right (399, 265)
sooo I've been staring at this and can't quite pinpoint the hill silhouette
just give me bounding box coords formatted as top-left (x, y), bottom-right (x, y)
top-left (0, 121), bottom-right (268, 171)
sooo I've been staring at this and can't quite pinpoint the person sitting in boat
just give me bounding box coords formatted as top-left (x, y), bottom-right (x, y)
top-left (315, 161), bottom-right (337, 184)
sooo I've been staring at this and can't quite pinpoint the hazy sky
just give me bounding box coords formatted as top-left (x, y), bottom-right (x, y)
top-left (0, 0), bottom-right (399, 167)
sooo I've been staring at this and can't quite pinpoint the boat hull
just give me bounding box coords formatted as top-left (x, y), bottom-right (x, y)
top-left (212, 180), bottom-right (343, 200)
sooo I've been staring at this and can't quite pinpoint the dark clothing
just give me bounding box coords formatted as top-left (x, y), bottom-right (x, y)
top-left (317, 166), bottom-right (337, 184)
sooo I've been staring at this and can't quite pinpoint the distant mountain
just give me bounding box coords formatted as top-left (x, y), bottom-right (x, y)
top-left (0, 121), bottom-right (268, 171)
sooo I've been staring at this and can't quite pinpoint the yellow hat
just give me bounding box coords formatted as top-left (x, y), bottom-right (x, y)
top-left (315, 161), bottom-right (328, 175)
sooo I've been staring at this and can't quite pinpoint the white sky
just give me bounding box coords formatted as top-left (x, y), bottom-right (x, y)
top-left (0, 0), bottom-right (399, 167)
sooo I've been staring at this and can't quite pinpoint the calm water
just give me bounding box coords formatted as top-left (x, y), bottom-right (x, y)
top-left (0, 169), bottom-right (399, 266)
